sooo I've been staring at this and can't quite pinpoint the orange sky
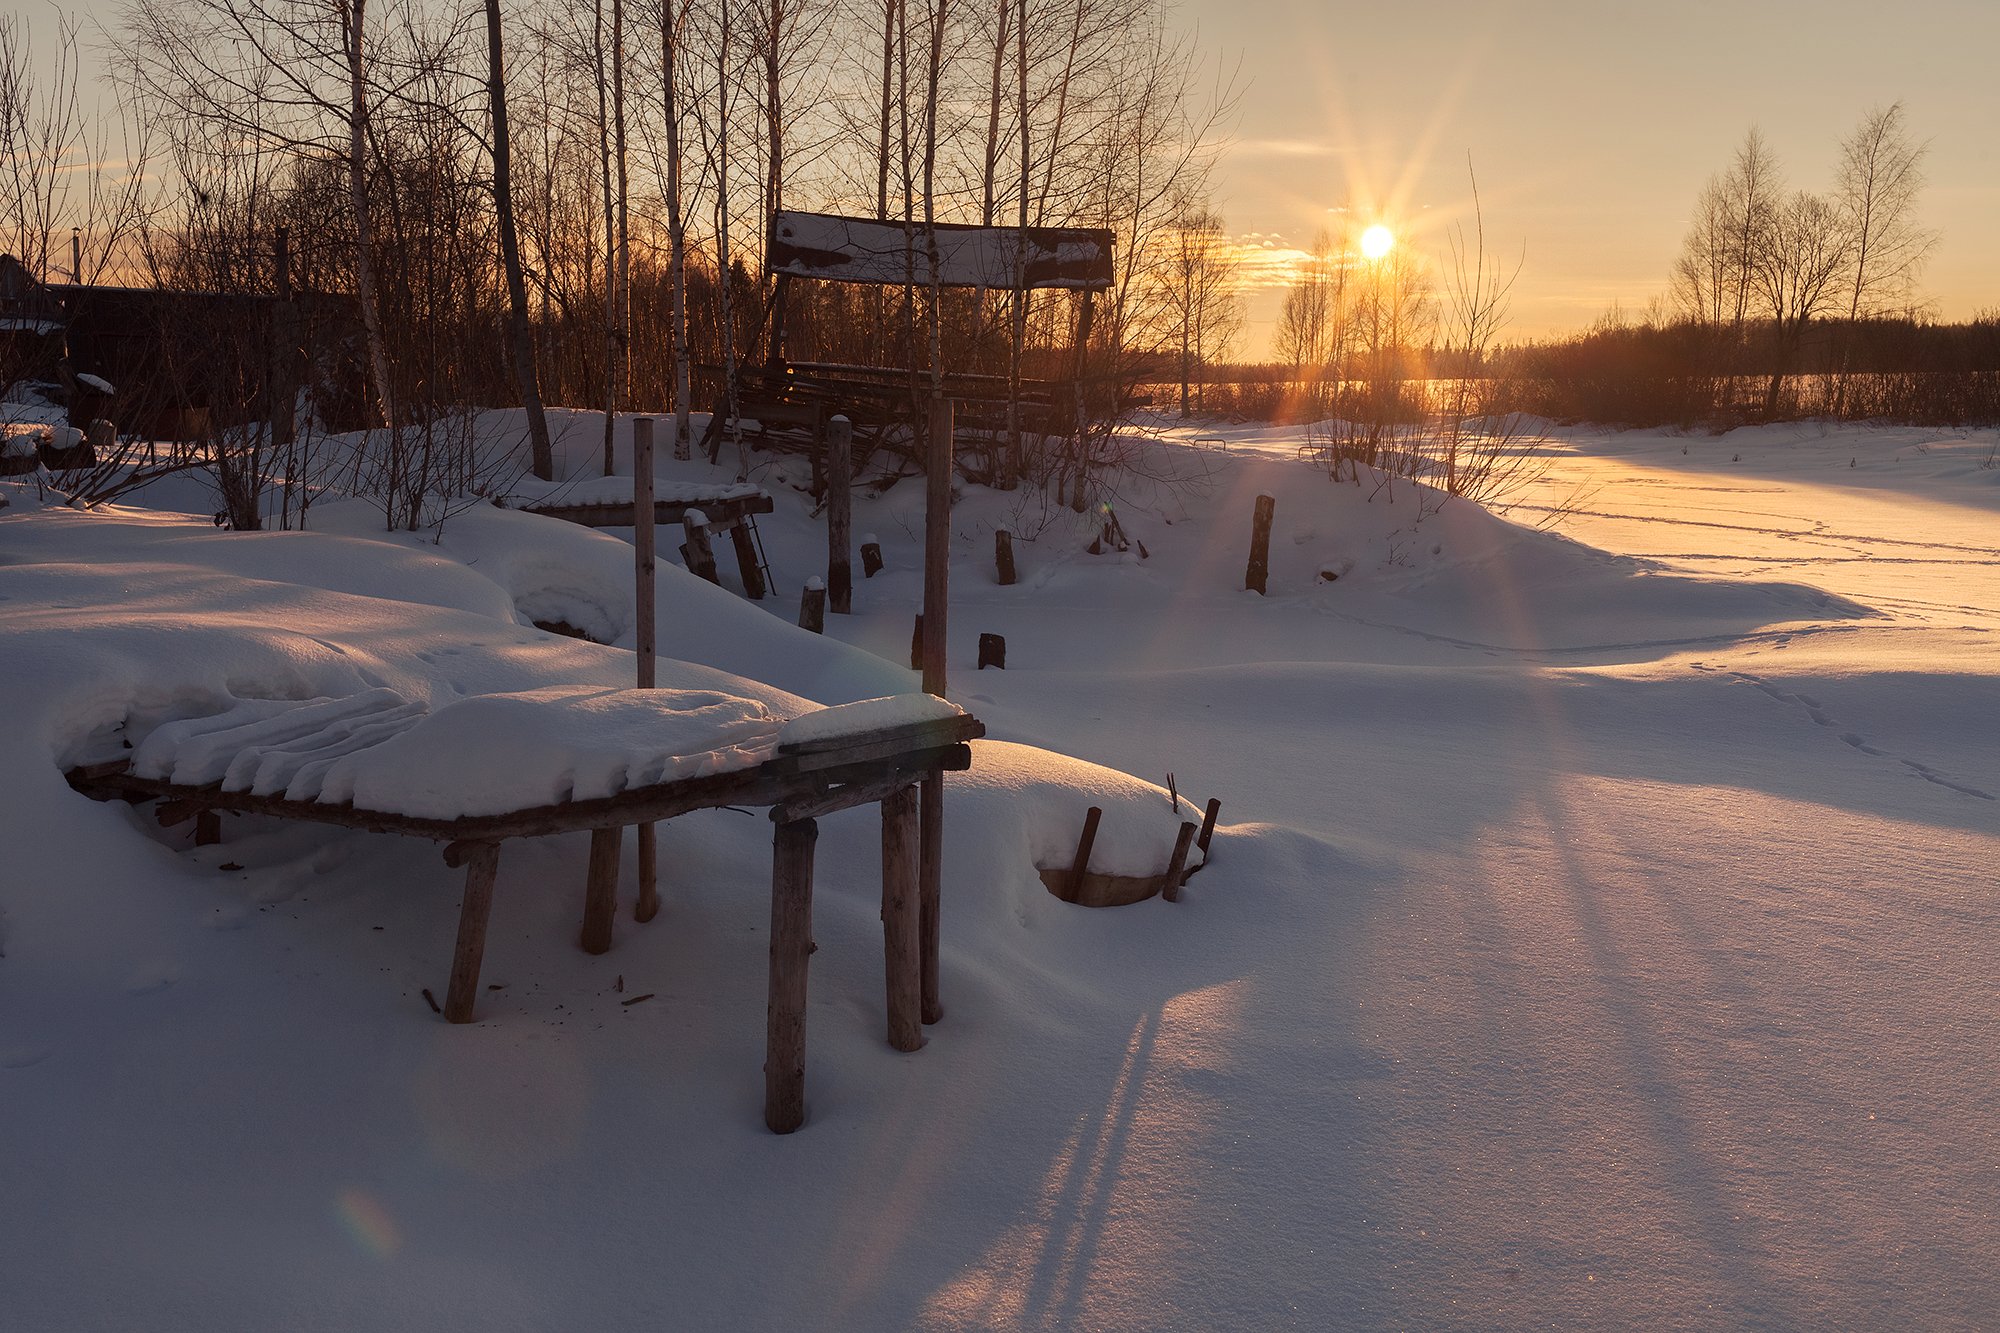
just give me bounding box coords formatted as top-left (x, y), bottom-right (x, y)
top-left (1187, 0), bottom-right (2000, 357)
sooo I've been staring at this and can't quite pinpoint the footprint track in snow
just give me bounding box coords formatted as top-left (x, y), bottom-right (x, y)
top-left (1697, 664), bottom-right (1996, 801)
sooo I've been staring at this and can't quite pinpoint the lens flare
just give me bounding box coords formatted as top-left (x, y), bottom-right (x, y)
top-left (1360, 224), bottom-right (1394, 260)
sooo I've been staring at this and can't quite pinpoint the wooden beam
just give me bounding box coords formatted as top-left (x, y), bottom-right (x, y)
top-left (770, 767), bottom-right (923, 825)
top-left (1064, 807), bottom-right (1103, 905)
top-left (582, 827), bottom-right (621, 955)
top-left (880, 786), bottom-right (925, 1052)
top-left (765, 817), bottom-right (817, 1133)
top-left (728, 523), bottom-right (767, 600)
top-left (444, 842), bottom-right (500, 1023)
top-left (919, 770), bottom-right (944, 1025)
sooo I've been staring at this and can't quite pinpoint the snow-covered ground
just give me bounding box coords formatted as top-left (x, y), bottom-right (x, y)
top-left (3, 413), bottom-right (1996, 1329)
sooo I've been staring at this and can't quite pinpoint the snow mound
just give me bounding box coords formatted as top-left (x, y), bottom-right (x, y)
top-left (949, 739), bottom-right (1207, 883)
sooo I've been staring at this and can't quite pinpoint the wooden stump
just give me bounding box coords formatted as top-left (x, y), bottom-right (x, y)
top-left (919, 770), bottom-right (944, 1025)
top-left (799, 580), bottom-right (826, 633)
top-left (581, 827), bottom-right (621, 954)
top-left (765, 817), bottom-right (817, 1134)
top-left (995, 528), bottom-right (1016, 586)
top-left (681, 513), bottom-right (720, 584)
top-left (861, 540), bottom-right (884, 578)
top-left (880, 786), bottom-right (925, 1052)
top-left (194, 809), bottom-right (222, 847)
top-left (827, 415), bottom-right (853, 613)
top-left (1198, 797), bottom-right (1222, 854)
top-left (1246, 494), bottom-right (1275, 595)
top-left (978, 633), bottom-right (1006, 670)
top-left (444, 842), bottom-right (500, 1023)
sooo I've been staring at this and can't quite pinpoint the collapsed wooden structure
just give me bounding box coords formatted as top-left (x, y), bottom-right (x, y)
top-left (516, 483), bottom-right (777, 600)
top-left (68, 699), bottom-right (984, 1135)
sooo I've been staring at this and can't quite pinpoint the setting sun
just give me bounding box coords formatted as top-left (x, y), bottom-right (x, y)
top-left (1359, 224), bottom-right (1394, 260)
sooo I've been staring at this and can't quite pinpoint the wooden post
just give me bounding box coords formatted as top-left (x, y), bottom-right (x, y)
top-left (632, 417), bottom-right (659, 924)
top-left (1160, 821), bottom-right (1199, 904)
top-left (681, 510), bottom-right (720, 584)
top-left (729, 522), bottom-right (768, 600)
top-left (919, 770), bottom-right (944, 1025)
top-left (765, 817), bottom-right (817, 1134)
top-left (910, 614), bottom-right (924, 672)
top-left (1065, 806), bottom-right (1103, 903)
top-left (581, 826), bottom-right (620, 954)
top-left (978, 633), bottom-right (1005, 670)
top-left (799, 578), bottom-right (826, 633)
top-left (444, 842), bottom-right (500, 1023)
top-left (269, 226), bottom-right (297, 452)
top-left (860, 538), bottom-right (884, 579)
top-left (635, 822), bottom-right (659, 923)
top-left (1246, 494), bottom-right (1275, 595)
top-left (994, 528), bottom-right (1016, 586)
top-left (880, 785), bottom-right (925, 1052)
top-left (922, 396), bottom-right (952, 696)
top-left (827, 414), bottom-right (853, 613)
top-left (1197, 797), bottom-right (1222, 854)
top-left (195, 810), bottom-right (221, 846)
top-left (633, 417), bottom-right (656, 687)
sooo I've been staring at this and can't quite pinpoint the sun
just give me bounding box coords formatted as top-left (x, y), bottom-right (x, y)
top-left (1359, 224), bottom-right (1394, 260)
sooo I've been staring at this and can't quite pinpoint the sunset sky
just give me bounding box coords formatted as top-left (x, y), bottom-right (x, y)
top-left (1190, 0), bottom-right (2000, 355)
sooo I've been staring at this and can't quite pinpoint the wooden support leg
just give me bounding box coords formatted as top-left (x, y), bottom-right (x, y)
top-left (765, 817), bottom-right (817, 1134)
top-left (194, 809), bottom-right (221, 846)
top-left (729, 523), bottom-right (767, 600)
top-left (1161, 821), bottom-right (1199, 904)
top-left (581, 827), bottom-right (621, 955)
top-left (634, 822), bottom-right (659, 923)
top-left (918, 770), bottom-right (945, 1025)
top-left (880, 786), bottom-right (925, 1052)
top-left (444, 843), bottom-right (500, 1024)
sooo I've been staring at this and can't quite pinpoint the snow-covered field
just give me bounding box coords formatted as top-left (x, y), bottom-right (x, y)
top-left (3, 413), bottom-right (1996, 1329)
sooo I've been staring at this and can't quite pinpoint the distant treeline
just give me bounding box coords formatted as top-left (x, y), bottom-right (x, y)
top-left (1184, 314), bottom-right (2000, 429)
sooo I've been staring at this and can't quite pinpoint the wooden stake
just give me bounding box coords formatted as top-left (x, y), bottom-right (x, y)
top-left (861, 539), bottom-right (884, 578)
top-left (729, 522), bottom-right (767, 600)
top-left (1198, 797), bottom-right (1222, 854)
top-left (919, 769), bottom-right (944, 1025)
top-left (633, 416), bottom-right (656, 689)
top-left (911, 613), bottom-right (924, 671)
top-left (994, 527), bottom-right (1016, 585)
top-left (194, 809), bottom-right (221, 846)
top-left (1065, 806), bottom-right (1103, 904)
top-left (681, 511), bottom-right (720, 584)
top-left (922, 396), bottom-right (952, 696)
top-left (765, 817), bottom-right (817, 1133)
top-left (977, 633), bottom-right (1005, 670)
top-left (799, 579), bottom-right (826, 633)
top-left (581, 827), bottom-right (621, 954)
top-left (827, 414), bottom-right (853, 613)
top-left (1161, 820), bottom-right (1199, 903)
top-left (444, 842), bottom-right (500, 1023)
top-left (880, 785), bottom-right (925, 1052)
top-left (635, 821), bottom-right (659, 922)
top-left (1246, 494), bottom-right (1275, 595)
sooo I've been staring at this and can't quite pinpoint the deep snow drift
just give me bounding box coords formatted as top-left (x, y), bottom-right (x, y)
top-left (2, 412), bottom-right (1997, 1329)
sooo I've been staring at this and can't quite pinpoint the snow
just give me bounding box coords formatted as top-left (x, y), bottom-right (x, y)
top-left (76, 372), bottom-right (115, 394)
top-left (775, 692), bottom-right (964, 749)
top-left (2, 420), bottom-right (80, 458)
top-left (3, 409), bottom-right (1998, 1328)
top-left (504, 473), bottom-right (765, 510)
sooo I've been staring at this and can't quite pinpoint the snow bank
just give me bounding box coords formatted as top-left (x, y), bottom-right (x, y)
top-left (949, 739), bottom-right (1205, 882)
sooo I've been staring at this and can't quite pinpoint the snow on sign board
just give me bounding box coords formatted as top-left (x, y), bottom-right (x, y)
top-left (767, 211), bottom-right (1115, 291)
